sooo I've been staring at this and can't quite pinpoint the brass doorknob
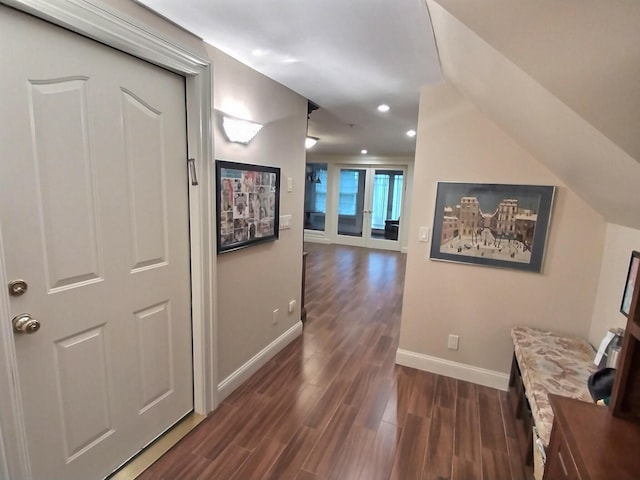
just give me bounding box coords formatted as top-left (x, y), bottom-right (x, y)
top-left (12, 313), bottom-right (41, 334)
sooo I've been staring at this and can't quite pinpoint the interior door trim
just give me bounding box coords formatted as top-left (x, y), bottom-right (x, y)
top-left (0, 1), bottom-right (217, 478)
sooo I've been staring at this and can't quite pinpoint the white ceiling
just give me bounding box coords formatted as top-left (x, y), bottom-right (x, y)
top-left (136, 0), bottom-right (443, 156)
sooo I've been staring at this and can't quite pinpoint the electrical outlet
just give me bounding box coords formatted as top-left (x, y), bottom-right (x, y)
top-left (272, 308), bottom-right (279, 325)
top-left (447, 334), bottom-right (459, 350)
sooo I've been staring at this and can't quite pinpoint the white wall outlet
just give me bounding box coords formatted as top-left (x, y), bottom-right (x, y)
top-left (447, 334), bottom-right (459, 350)
top-left (288, 299), bottom-right (296, 313)
top-left (272, 308), bottom-right (279, 325)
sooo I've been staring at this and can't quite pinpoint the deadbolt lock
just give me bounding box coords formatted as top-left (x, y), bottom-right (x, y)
top-left (8, 279), bottom-right (28, 297)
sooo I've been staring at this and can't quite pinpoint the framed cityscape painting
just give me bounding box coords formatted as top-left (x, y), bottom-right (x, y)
top-left (429, 182), bottom-right (556, 272)
top-left (216, 160), bottom-right (280, 254)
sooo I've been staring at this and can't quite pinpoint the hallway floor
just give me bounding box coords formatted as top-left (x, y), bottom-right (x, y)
top-left (137, 243), bottom-right (528, 479)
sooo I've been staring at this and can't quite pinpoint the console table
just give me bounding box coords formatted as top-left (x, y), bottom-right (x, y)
top-left (543, 394), bottom-right (640, 479)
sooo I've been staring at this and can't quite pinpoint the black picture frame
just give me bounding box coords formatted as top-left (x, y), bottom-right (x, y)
top-left (620, 251), bottom-right (640, 317)
top-left (216, 160), bottom-right (280, 254)
top-left (429, 182), bottom-right (556, 272)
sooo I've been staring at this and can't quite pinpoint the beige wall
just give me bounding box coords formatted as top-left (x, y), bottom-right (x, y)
top-left (210, 46), bottom-right (307, 380)
top-left (399, 83), bottom-right (606, 375)
top-left (589, 224), bottom-right (640, 345)
top-left (102, 0), bottom-right (308, 384)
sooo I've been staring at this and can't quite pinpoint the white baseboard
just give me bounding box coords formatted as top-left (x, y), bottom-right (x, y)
top-left (303, 232), bottom-right (331, 244)
top-left (395, 348), bottom-right (509, 391)
top-left (217, 321), bottom-right (303, 401)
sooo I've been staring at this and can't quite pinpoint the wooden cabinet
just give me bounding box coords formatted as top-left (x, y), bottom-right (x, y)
top-left (543, 395), bottom-right (640, 480)
top-left (507, 355), bottom-right (534, 467)
top-left (301, 251), bottom-right (308, 322)
top-left (611, 251), bottom-right (640, 418)
top-left (543, 256), bottom-right (640, 479)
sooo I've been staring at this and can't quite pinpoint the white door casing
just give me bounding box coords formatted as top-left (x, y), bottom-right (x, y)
top-left (0, 1), bottom-right (217, 478)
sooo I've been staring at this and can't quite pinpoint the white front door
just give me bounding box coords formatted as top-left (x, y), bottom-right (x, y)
top-left (0, 8), bottom-right (193, 479)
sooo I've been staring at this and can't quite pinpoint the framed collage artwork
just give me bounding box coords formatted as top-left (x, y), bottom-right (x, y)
top-left (216, 160), bottom-right (280, 254)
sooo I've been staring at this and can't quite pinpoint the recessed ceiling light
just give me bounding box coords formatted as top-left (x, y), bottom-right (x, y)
top-left (377, 104), bottom-right (390, 113)
top-left (361, 149), bottom-right (368, 155)
top-left (406, 129), bottom-right (417, 137)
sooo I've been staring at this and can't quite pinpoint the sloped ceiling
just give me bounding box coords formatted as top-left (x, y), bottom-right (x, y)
top-left (427, 0), bottom-right (640, 230)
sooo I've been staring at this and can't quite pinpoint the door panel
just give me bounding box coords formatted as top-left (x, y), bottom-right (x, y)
top-left (336, 168), bottom-right (367, 238)
top-left (30, 78), bottom-right (104, 291)
top-left (368, 169), bottom-right (404, 248)
top-left (122, 90), bottom-right (169, 271)
top-left (0, 7), bottom-right (193, 479)
top-left (135, 301), bottom-right (173, 412)
top-left (55, 327), bottom-right (113, 461)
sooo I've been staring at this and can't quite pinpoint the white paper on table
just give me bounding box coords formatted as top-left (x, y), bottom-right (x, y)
top-left (594, 330), bottom-right (616, 365)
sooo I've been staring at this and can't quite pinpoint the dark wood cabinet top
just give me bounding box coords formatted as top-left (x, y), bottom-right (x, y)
top-left (549, 394), bottom-right (640, 480)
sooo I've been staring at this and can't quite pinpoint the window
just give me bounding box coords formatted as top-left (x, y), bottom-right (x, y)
top-left (313, 169), bottom-right (328, 212)
top-left (371, 174), bottom-right (390, 229)
top-left (371, 171), bottom-right (403, 229)
top-left (338, 170), bottom-right (359, 215)
top-left (304, 163), bottom-right (327, 231)
top-left (391, 175), bottom-right (403, 220)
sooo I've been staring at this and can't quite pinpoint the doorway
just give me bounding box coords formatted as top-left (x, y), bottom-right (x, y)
top-left (1, 8), bottom-right (192, 479)
top-left (334, 166), bottom-right (406, 251)
top-left (0, 3), bottom-right (215, 479)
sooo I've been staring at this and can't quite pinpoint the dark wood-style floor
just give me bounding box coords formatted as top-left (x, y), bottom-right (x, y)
top-left (138, 243), bottom-right (528, 480)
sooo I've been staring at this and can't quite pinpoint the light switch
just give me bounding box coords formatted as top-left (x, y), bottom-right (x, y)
top-left (419, 226), bottom-right (430, 242)
top-left (287, 177), bottom-right (293, 192)
top-left (279, 214), bottom-right (292, 230)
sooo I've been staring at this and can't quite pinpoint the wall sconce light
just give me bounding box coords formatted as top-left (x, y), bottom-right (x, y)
top-left (222, 115), bottom-right (263, 144)
top-left (305, 136), bottom-right (319, 149)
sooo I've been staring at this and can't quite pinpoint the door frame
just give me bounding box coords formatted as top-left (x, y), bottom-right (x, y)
top-left (0, 1), bottom-right (217, 478)
top-left (333, 164), bottom-right (407, 251)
